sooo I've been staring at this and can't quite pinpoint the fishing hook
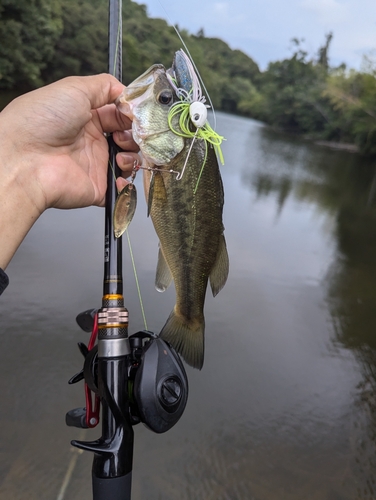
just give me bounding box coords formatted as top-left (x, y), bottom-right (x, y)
top-left (176, 129), bottom-right (199, 181)
top-left (131, 128), bottom-right (201, 183)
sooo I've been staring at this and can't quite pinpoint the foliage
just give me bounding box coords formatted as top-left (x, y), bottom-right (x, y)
top-left (242, 36), bottom-right (376, 155)
top-left (323, 68), bottom-right (376, 154)
top-left (0, 0), bottom-right (376, 155)
top-left (256, 53), bottom-right (328, 132)
top-left (0, 0), bottom-right (63, 89)
top-left (42, 0), bottom-right (108, 83)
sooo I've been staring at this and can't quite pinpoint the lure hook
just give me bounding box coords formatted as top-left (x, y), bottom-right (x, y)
top-left (176, 129), bottom-right (199, 181)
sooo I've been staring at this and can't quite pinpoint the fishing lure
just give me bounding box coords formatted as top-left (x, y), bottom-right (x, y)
top-left (113, 169), bottom-right (137, 238)
top-left (166, 50), bottom-right (225, 190)
top-left (113, 50), bottom-right (225, 238)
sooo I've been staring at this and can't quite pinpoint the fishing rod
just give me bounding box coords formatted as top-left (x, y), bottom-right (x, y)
top-left (65, 1), bottom-right (188, 499)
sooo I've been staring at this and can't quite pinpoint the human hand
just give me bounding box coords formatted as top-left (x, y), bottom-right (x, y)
top-left (0, 74), bottom-right (139, 269)
top-left (0, 74), bottom-right (139, 212)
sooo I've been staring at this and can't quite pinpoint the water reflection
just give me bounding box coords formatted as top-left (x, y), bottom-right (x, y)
top-left (2, 112), bottom-right (376, 499)
top-left (242, 125), bottom-right (376, 498)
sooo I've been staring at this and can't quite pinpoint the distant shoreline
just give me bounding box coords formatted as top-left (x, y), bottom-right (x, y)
top-left (264, 123), bottom-right (362, 155)
top-left (314, 141), bottom-right (359, 153)
top-left (0, 93), bottom-right (365, 157)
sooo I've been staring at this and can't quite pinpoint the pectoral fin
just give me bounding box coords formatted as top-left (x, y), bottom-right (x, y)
top-left (209, 234), bottom-right (229, 297)
top-left (155, 246), bottom-right (173, 292)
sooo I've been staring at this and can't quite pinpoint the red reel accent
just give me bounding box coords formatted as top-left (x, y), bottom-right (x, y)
top-left (85, 312), bottom-right (100, 428)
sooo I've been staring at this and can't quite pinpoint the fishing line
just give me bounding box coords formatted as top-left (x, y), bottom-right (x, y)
top-left (108, 1), bottom-right (122, 186)
top-left (126, 228), bottom-right (148, 330)
top-left (108, 157), bottom-right (117, 185)
top-left (107, 0), bottom-right (122, 185)
top-left (112, 1), bottom-right (122, 77)
top-left (112, 156), bottom-right (148, 326)
top-left (113, 2), bottom-right (224, 324)
top-left (153, 0), bottom-right (218, 129)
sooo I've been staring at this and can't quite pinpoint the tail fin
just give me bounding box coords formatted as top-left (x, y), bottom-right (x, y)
top-left (160, 309), bottom-right (205, 370)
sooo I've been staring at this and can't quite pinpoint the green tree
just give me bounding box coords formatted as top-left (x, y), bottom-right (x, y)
top-left (324, 68), bottom-right (376, 154)
top-left (2, 0), bottom-right (375, 157)
top-left (42, 0), bottom-right (108, 83)
top-left (317, 31), bottom-right (333, 70)
top-left (258, 45), bottom-right (329, 133)
top-left (0, 0), bottom-right (62, 90)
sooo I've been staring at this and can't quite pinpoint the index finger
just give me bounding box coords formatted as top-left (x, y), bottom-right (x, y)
top-left (58, 73), bottom-right (125, 110)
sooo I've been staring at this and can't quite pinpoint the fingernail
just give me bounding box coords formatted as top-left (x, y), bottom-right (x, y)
top-left (115, 130), bottom-right (132, 142)
top-left (118, 153), bottom-right (135, 168)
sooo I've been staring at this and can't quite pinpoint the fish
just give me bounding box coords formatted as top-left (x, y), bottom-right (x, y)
top-left (116, 51), bottom-right (229, 369)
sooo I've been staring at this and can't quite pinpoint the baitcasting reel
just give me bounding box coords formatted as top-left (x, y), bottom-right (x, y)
top-left (66, 309), bottom-right (188, 434)
top-left (127, 330), bottom-right (188, 432)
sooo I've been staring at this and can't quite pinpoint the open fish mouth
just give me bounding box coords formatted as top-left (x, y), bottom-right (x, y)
top-left (116, 61), bottom-right (185, 166)
top-left (116, 64), bottom-right (165, 119)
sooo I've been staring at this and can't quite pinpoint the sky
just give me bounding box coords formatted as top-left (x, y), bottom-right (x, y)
top-left (134, 0), bottom-right (376, 71)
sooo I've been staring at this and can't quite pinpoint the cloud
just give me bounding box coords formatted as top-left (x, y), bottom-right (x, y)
top-left (300, 0), bottom-right (349, 25)
top-left (211, 1), bottom-right (244, 26)
top-left (213, 2), bottom-right (229, 14)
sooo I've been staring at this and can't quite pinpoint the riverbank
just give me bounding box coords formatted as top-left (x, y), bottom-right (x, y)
top-left (0, 94), bottom-right (366, 158)
top-left (263, 123), bottom-right (362, 155)
top-left (314, 140), bottom-right (359, 153)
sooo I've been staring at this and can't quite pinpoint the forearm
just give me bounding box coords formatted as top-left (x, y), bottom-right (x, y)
top-left (0, 127), bottom-right (41, 269)
top-left (0, 189), bottom-right (40, 270)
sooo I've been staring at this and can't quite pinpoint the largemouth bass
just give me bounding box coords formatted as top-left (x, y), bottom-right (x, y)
top-left (117, 51), bottom-right (229, 369)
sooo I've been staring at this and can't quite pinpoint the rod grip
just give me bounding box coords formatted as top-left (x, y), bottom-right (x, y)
top-left (92, 472), bottom-right (132, 500)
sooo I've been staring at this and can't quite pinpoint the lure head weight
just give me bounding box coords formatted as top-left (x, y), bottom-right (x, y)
top-left (189, 101), bottom-right (207, 128)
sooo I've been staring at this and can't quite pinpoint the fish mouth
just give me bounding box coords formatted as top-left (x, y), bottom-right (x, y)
top-left (116, 64), bottom-right (165, 118)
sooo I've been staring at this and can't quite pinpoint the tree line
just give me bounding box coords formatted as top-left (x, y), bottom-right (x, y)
top-left (1, 0), bottom-right (375, 155)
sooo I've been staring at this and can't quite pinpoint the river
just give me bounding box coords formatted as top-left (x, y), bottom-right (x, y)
top-left (1, 112), bottom-right (376, 499)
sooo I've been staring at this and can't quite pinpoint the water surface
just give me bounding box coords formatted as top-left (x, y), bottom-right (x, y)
top-left (1, 112), bottom-right (376, 499)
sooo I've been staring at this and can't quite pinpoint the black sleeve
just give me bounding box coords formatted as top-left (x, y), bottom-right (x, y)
top-left (0, 268), bottom-right (9, 295)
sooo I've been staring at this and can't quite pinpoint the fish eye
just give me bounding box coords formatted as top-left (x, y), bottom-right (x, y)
top-left (158, 91), bottom-right (173, 105)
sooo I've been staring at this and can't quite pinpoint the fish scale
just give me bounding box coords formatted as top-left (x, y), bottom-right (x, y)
top-left (145, 139), bottom-right (226, 369)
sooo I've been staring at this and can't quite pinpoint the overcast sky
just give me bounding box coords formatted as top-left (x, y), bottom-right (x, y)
top-left (134, 0), bottom-right (376, 71)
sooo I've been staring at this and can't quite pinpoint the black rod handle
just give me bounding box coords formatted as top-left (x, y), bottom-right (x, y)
top-left (92, 473), bottom-right (132, 500)
top-left (91, 355), bottom-right (134, 479)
